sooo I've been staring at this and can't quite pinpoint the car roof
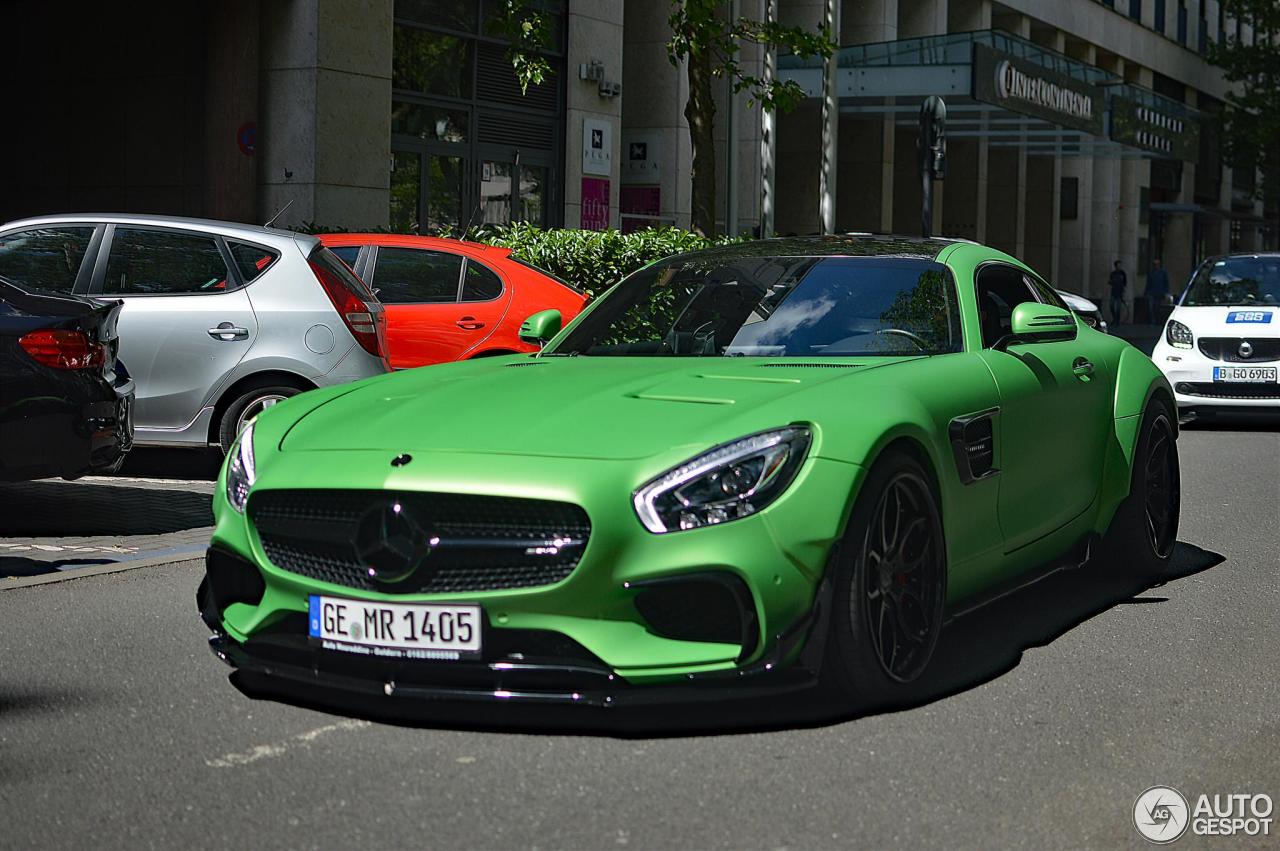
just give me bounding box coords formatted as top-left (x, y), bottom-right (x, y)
top-left (667, 234), bottom-right (961, 263)
top-left (0, 213), bottom-right (320, 252)
top-left (317, 232), bottom-right (509, 256)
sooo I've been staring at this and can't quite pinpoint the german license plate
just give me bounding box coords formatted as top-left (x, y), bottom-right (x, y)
top-left (1212, 366), bottom-right (1277, 383)
top-left (308, 595), bottom-right (481, 660)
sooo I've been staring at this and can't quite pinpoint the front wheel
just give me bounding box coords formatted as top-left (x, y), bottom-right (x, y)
top-left (822, 450), bottom-right (947, 710)
top-left (1108, 400), bottom-right (1180, 576)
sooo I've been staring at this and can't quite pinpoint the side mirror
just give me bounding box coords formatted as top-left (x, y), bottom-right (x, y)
top-left (997, 303), bottom-right (1077, 350)
top-left (518, 309), bottom-right (562, 347)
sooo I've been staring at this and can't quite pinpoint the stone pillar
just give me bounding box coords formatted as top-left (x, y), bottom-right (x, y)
top-left (566, 1), bottom-right (624, 230)
top-left (622, 0), bottom-right (689, 230)
top-left (897, 0), bottom-right (947, 38)
top-left (258, 0), bottom-right (392, 230)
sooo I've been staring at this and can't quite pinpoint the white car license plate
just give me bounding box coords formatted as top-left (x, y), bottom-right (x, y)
top-left (1212, 366), bottom-right (1278, 383)
top-left (308, 595), bottom-right (481, 660)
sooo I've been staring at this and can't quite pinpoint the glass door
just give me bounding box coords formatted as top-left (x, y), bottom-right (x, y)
top-left (390, 145), bottom-right (470, 234)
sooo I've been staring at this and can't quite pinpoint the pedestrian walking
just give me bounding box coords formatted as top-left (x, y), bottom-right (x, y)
top-left (1108, 260), bottom-right (1127, 325)
top-left (1145, 257), bottom-right (1170, 323)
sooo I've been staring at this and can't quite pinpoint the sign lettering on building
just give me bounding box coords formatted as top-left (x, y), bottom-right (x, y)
top-left (1110, 96), bottom-right (1201, 162)
top-left (972, 44), bottom-right (1105, 136)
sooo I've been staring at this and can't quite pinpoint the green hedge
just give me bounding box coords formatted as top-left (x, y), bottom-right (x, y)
top-left (468, 224), bottom-right (744, 298)
top-left (293, 220), bottom-right (747, 299)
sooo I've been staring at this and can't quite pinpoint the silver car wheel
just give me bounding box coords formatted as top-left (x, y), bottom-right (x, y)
top-left (235, 394), bottom-right (286, 437)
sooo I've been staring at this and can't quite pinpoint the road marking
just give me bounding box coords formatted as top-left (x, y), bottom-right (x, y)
top-left (205, 719), bottom-right (372, 768)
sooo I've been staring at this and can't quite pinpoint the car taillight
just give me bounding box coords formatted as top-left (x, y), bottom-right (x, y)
top-left (18, 329), bottom-right (106, 370)
top-left (309, 259), bottom-right (383, 357)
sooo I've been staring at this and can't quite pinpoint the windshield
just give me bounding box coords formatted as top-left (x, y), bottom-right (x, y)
top-left (1182, 255), bottom-right (1280, 307)
top-left (549, 256), bottom-right (962, 357)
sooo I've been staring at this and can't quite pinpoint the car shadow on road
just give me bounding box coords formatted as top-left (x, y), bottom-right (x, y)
top-left (0, 481), bottom-right (212, 536)
top-left (229, 541), bottom-right (1225, 738)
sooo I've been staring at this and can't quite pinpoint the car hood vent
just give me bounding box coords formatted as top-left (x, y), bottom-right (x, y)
top-left (758, 362), bottom-right (863, 368)
top-left (505, 361), bottom-right (546, 367)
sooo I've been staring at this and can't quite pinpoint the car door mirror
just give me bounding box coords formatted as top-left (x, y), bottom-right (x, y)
top-left (997, 303), bottom-right (1077, 350)
top-left (519, 309), bottom-right (562, 346)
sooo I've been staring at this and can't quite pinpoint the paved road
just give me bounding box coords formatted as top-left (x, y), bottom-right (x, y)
top-left (1, 422), bottom-right (1277, 849)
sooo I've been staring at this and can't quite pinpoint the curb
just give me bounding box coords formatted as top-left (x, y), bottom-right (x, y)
top-left (0, 553), bottom-right (204, 591)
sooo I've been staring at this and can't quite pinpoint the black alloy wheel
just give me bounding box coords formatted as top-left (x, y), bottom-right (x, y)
top-left (860, 471), bottom-right (946, 682)
top-left (823, 449), bottom-right (946, 709)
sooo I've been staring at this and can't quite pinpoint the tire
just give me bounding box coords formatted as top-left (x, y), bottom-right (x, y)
top-left (216, 384), bottom-right (303, 452)
top-left (1107, 399), bottom-right (1180, 576)
top-left (822, 449), bottom-right (947, 711)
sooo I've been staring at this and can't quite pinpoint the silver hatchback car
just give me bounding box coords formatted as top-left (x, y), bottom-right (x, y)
top-left (0, 214), bottom-right (390, 450)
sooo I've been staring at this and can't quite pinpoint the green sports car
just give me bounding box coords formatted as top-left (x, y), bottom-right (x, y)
top-left (199, 236), bottom-right (1180, 711)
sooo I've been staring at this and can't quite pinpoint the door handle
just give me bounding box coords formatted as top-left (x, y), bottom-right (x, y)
top-left (1072, 357), bottom-right (1094, 378)
top-left (208, 322), bottom-right (250, 341)
top-left (456, 316), bottom-right (485, 330)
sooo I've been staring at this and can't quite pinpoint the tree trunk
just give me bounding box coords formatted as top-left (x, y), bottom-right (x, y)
top-left (685, 48), bottom-right (717, 238)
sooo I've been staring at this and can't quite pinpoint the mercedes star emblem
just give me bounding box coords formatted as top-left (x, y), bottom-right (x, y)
top-left (353, 500), bottom-right (439, 585)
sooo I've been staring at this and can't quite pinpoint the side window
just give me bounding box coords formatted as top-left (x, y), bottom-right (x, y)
top-left (461, 259), bottom-right (503, 301)
top-left (228, 241), bottom-right (280, 284)
top-left (372, 247), bottom-right (462, 303)
top-left (1023, 273), bottom-right (1069, 310)
top-left (329, 245), bottom-right (361, 269)
top-left (103, 228), bottom-right (231, 295)
top-left (0, 226), bottom-right (96, 293)
top-left (975, 265), bottom-right (1039, 349)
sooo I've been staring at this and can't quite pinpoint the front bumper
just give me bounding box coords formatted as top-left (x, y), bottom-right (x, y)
top-left (203, 447), bottom-right (861, 704)
top-left (1151, 340), bottom-right (1280, 410)
top-left (199, 549), bottom-right (834, 709)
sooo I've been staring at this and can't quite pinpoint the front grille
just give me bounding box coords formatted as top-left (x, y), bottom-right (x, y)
top-left (1175, 382), bottom-right (1280, 399)
top-left (1197, 337), bottom-right (1280, 363)
top-left (249, 490), bottom-right (591, 594)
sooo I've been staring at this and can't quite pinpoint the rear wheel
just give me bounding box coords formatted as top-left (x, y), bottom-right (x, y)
top-left (1108, 400), bottom-right (1180, 576)
top-left (823, 450), bottom-right (946, 710)
top-left (216, 384), bottom-right (303, 452)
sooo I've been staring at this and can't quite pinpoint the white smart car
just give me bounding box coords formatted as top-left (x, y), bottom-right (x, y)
top-left (1151, 253), bottom-right (1280, 415)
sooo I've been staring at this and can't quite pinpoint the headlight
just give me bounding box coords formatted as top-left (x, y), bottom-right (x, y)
top-left (633, 427), bottom-right (811, 533)
top-left (225, 421), bottom-right (257, 513)
top-left (1165, 319), bottom-right (1193, 349)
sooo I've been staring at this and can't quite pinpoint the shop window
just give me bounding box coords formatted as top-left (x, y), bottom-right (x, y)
top-left (394, 0), bottom-right (477, 32)
top-left (390, 151), bottom-right (421, 233)
top-left (391, 102), bottom-right (468, 143)
top-left (1060, 177), bottom-right (1079, 221)
top-left (392, 27), bottom-right (472, 98)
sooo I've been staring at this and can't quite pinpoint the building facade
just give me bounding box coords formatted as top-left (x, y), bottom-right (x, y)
top-left (1, 0), bottom-right (1274, 307)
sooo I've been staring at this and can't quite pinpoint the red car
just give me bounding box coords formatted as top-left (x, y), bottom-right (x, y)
top-left (319, 234), bottom-right (585, 369)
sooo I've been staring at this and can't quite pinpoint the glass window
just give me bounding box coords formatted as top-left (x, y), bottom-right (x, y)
top-left (392, 27), bottom-right (472, 98)
top-left (228, 241), bottom-right (280, 283)
top-left (373, 248), bottom-right (462, 303)
top-left (461, 260), bottom-right (503, 301)
top-left (481, 161), bottom-right (511, 226)
top-left (310, 246), bottom-right (374, 299)
top-left (390, 151), bottom-right (421, 233)
top-left (329, 246), bottom-right (361, 268)
top-left (975, 265), bottom-right (1041, 348)
top-left (103, 228), bottom-right (231, 295)
top-left (0, 226), bottom-right (95, 294)
top-left (519, 165), bottom-right (546, 226)
top-left (552, 256), bottom-right (963, 357)
top-left (426, 154), bottom-right (465, 233)
top-left (394, 0), bottom-right (477, 31)
top-left (1182, 256), bottom-right (1280, 306)
top-left (391, 102), bottom-right (468, 142)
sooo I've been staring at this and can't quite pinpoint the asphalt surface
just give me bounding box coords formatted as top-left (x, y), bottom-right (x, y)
top-left (1, 421), bottom-right (1278, 850)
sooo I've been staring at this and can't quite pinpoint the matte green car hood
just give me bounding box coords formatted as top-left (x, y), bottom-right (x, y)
top-left (281, 357), bottom-right (904, 459)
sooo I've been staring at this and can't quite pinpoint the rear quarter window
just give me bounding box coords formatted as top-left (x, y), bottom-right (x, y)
top-left (228, 241), bottom-right (281, 283)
